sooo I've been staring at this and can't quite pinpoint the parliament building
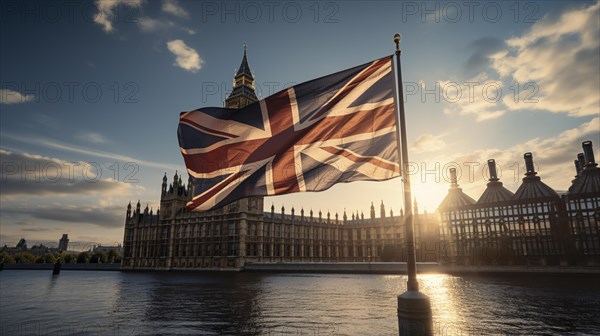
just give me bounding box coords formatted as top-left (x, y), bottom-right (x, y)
top-left (122, 49), bottom-right (599, 270)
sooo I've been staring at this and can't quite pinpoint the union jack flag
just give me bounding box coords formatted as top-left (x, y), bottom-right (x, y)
top-left (178, 56), bottom-right (400, 211)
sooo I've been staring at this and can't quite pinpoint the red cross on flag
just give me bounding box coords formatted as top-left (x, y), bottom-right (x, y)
top-left (178, 56), bottom-right (400, 211)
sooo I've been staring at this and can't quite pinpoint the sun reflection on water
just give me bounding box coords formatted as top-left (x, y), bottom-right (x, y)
top-left (418, 274), bottom-right (467, 335)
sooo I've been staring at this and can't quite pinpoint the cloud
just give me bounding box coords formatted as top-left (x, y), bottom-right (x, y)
top-left (183, 28), bottom-right (196, 35)
top-left (0, 89), bottom-right (35, 104)
top-left (166, 39), bottom-right (203, 73)
top-left (437, 117), bottom-right (600, 199)
top-left (440, 74), bottom-right (506, 122)
top-left (94, 0), bottom-right (142, 33)
top-left (3, 205), bottom-right (126, 229)
top-left (75, 132), bottom-right (108, 144)
top-left (412, 134), bottom-right (447, 153)
top-left (0, 149), bottom-right (132, 198)
top-left (446, 2), bottom-right (599, 121)
top-left (21, 227), bottom-right (51, 232)
top-left (162, 0), bottom-right (189, 18)
top-left (2, 132), bottom-right (181, 171)
top-left (464, 37), bottom-right (506, 77)
top-left (15, 221), bottom-right (51, 232)
top-left (137, 17), bottom-right (175, 32)
top-left (491, 1), bottom-right (599, 116)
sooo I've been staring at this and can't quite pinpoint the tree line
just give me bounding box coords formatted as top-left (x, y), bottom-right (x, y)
top-left (0, 250), bottom-right (122, 264)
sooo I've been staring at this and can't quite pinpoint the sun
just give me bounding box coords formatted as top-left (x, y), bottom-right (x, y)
top-left (411, 179), bottom-right (449, 213)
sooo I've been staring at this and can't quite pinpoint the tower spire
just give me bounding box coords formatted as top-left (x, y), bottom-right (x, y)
top-left (225, 44), bottom-right (258, 109)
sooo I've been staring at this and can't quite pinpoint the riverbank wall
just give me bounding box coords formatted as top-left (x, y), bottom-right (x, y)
top-left (242, 262), bottom-right (600, 276)
top-left (3, 262), bottom-right (599, 276)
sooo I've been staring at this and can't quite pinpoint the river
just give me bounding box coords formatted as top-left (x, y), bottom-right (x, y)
top-left (1, 270), bottom-right (598, 335)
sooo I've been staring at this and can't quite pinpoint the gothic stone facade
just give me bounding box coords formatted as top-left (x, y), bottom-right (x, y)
top-left (122, 179), bottom-right (438, 270)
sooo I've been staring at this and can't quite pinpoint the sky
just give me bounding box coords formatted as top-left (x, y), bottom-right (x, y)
top-left (0, 0), bottom-right (598, 248)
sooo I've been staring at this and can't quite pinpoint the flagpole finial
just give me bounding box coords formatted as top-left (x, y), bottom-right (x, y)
top-left (393, 33), bottom-right (401, 53)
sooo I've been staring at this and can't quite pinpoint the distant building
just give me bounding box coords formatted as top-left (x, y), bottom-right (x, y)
top-left (16, 238), bottom-right (27, 251)
top-left (1, 238), bottom-right (29, 255)
top-left (30, 244), bottom-right (51, 256)
top-left (58, 234), bottom-right (69, 251)
top-left (92, 244), bottom-right (123, 254)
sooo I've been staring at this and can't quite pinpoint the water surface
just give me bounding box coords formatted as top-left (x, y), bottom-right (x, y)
top-left (1, 270), bottom-right (598, 335)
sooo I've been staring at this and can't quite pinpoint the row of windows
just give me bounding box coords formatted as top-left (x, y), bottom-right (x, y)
top-left (453, 239), bottom-right (562, 257)
top-left (125, 239), bottom-right (400, 259)
top-left (167, 223), bottom-right (402, 240)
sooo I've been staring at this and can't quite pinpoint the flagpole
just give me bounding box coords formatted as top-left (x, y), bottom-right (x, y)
top-left (393, 33), bottom-right (433, 336)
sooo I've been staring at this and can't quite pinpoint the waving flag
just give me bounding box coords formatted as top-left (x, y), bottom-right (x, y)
top-left (178, 56), bottom-right (400, 211)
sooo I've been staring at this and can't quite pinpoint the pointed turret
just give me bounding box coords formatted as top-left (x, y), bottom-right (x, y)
top-left (225, 44), bottom-right (258, 109)
top-left (161, 173), bottom-right (168, 196)
top-left (380, 201), bottom-right (386, 218)
top-left (187, 174), bottom-right (193, 196)
top-left (236, 43), bottom-right (254, 79)
top-left (370, 202), bottom-right (376, 219)
top-left (173, 171), bottom-right (179, 189)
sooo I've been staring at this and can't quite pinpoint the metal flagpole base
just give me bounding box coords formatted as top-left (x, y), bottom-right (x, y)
top-left (397, 290), bottom-right (432, 336)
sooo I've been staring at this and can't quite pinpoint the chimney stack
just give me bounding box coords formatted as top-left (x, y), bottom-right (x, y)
top-left (582, 141), bottom-right (597, 167)
top-left (487, 159), bottom-right (499, 181)
top-left (574, 160), bottom-right (581, 176)
top-left (449, 168), bottom-right (458, 187)
top-left (524, 152), bottom-right (536, 176)
top-left (577, 153), bottom-right (586, 173)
